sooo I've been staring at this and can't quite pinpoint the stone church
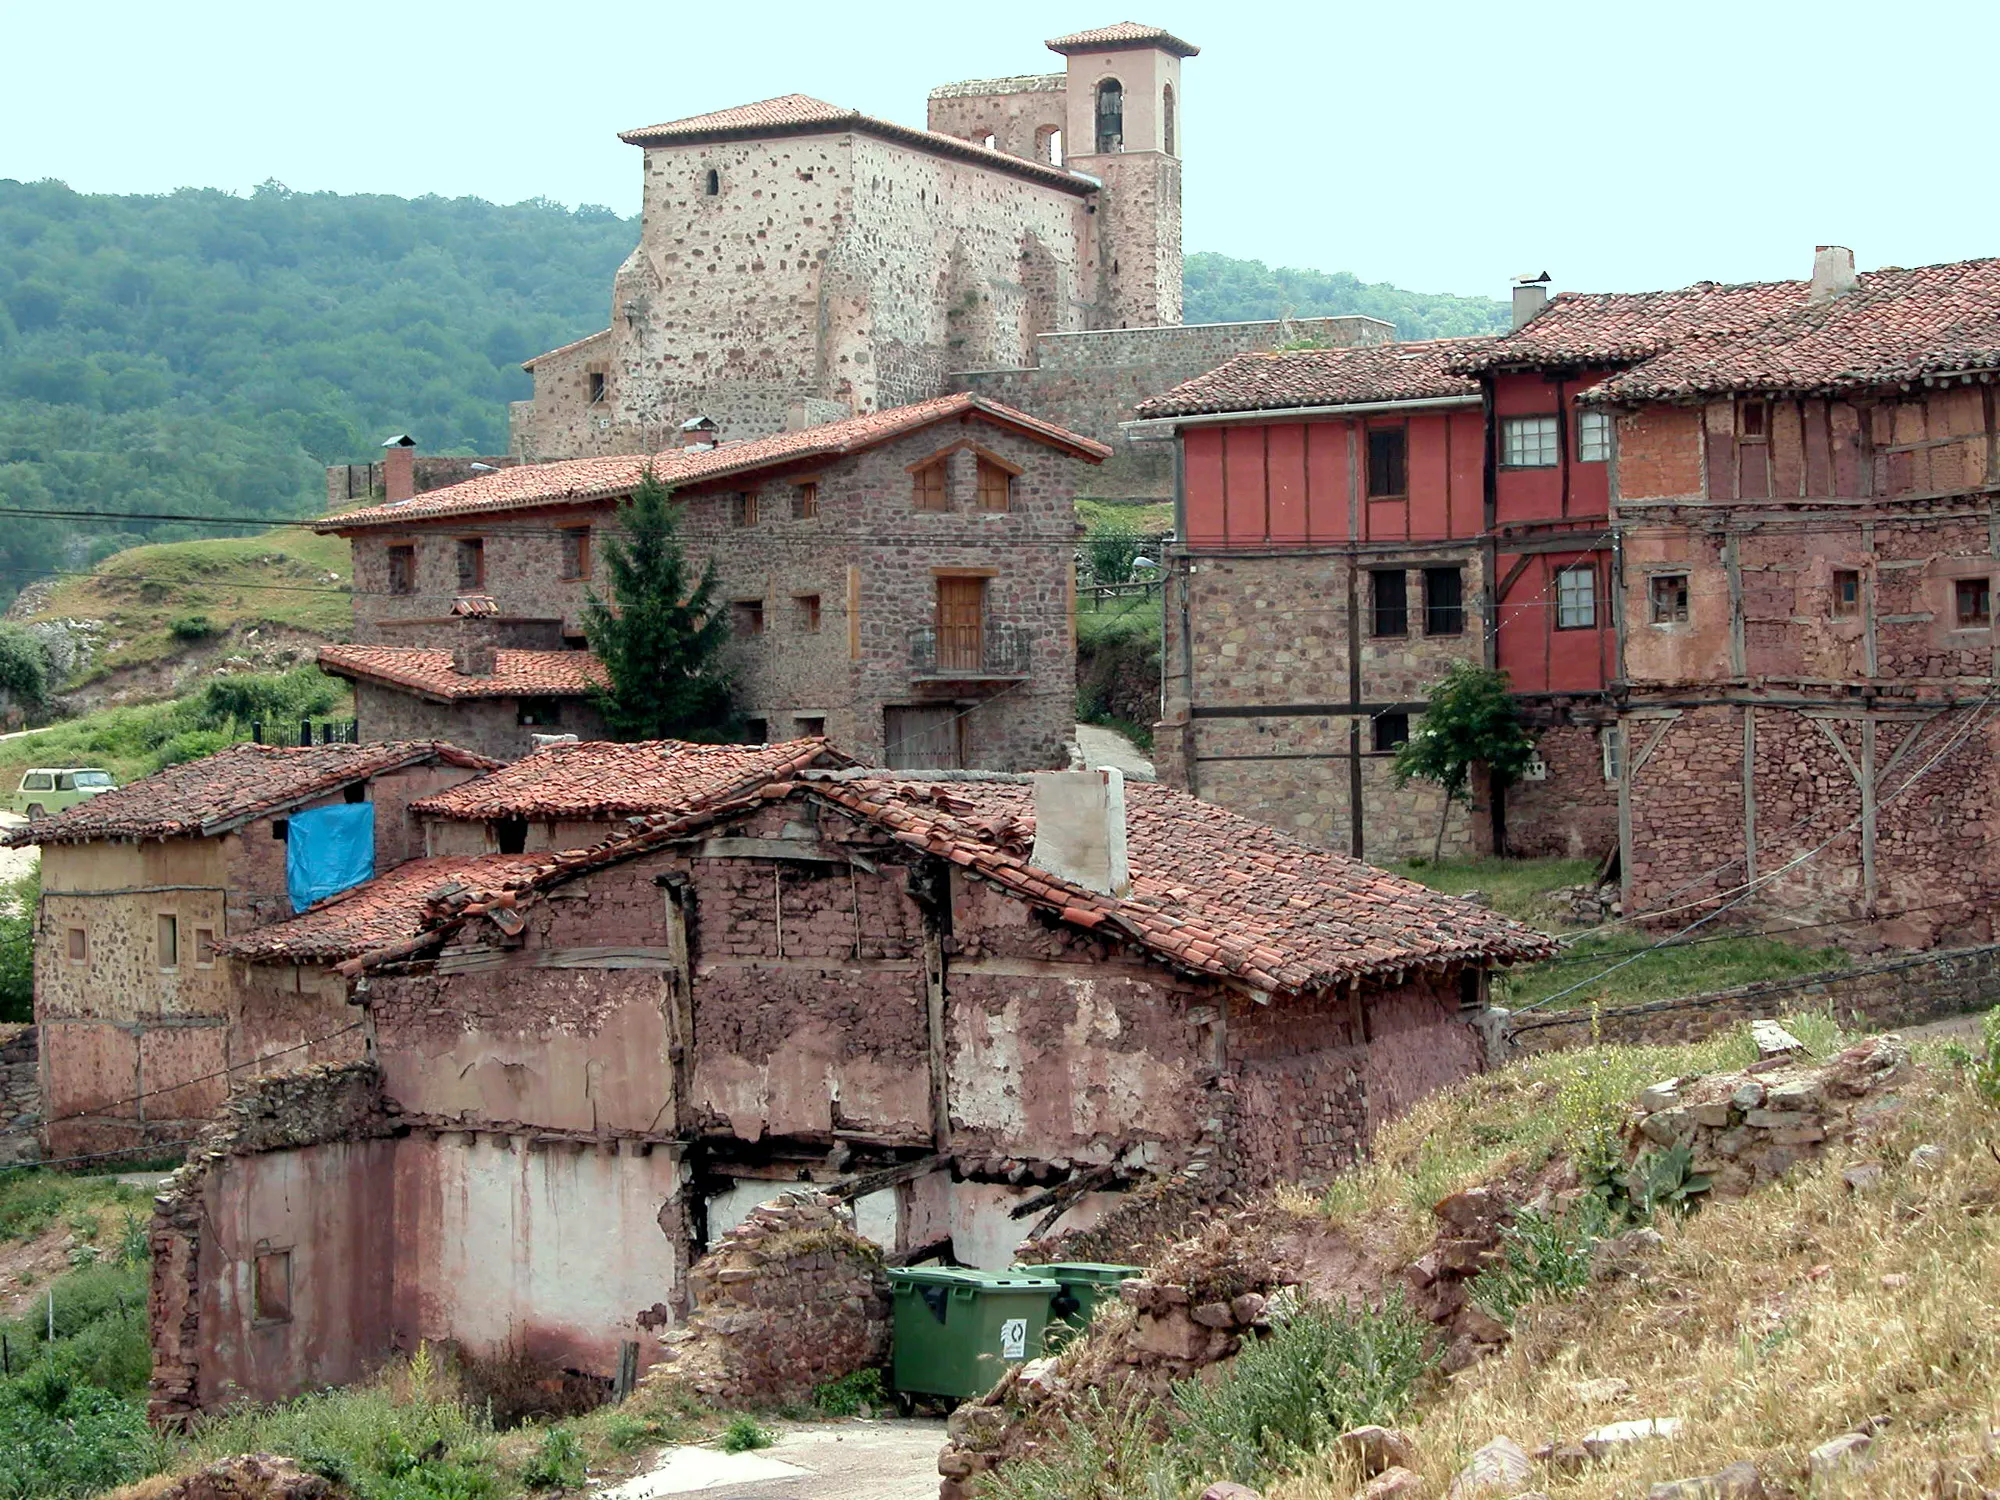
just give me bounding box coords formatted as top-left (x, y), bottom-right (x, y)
top-left (508, 21), bottom-right (1391, 498)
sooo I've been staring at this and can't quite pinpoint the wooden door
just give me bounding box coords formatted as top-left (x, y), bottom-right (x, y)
top-left (936, 577), bottom-right (986, 672)
top-left (885, 706), bottom-right (963, 769)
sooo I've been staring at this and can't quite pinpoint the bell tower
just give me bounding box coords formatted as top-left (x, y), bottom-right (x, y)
top-left (1046, 21), bottom-right (1197, 328)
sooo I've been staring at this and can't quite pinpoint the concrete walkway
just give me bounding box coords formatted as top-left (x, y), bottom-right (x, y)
top-left (1073, 722), bottom-right (1156, 782)
top-left (600, 1420), bottom-right (946, 1499)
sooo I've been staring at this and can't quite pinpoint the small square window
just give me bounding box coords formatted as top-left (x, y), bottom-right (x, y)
top-left (1738, 399), bottom-right (1768, 440)
top-left (1556, 565), bottom-right (1597, 630)
top-left (1502, 416), bottom-right (1560, 468)
top-left (1576, 409), bottom-right (1612, 463)
top-left (456, 538), bottom-right (484, 590)
top-left (975, 458), bottom-right (1012, 513)
top-left (913, 460), bottom-right (948, 512)
top-left (387, 545), bottom-right (416, 596)
top-left (254, 1248), bottom-right (293, 1323)
top-left (271, 819), bottom-right (289, 842)
top-left (1832, 568), bottom-right (1860, 619)
top-left (517, 697), bottom-right (562, 726)
top-left (66, 927), bottom-right (86, 963)
top-left (1372, 712), bottom-right (1410, 753)
top-left (1423, 567), bottom-right (1464, 636)
top-left (194, 928), bottom-right (216, 967)
top-left (157, 913), bottom-right (178, 971)
top-left (733, 491), bottom-right (759, 527)
top-left (793, 482), bottom-right (818, 519)
top-left (732, 600), bottom-right (765, 637)
top-left (795, 594), bottom-right (821, 633)
top-left (561, 526), bottom-right (591, 581)
top-left (1956, 577), bottom-right (1991, 628)
top-left (743, 717), bottom-right (768, 744)
top-left (795, 715), bottom-right (826, 738)
top-left (1366, 429), bottom-right (1407, 498)
top-left (1650, 573), bottom-right (1691, 625)
top-left (1370, 570), bottom-right (1408, 638)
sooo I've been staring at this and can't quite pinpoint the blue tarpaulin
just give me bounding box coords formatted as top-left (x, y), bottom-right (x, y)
top-left (286, 803), bottom-right (376, 913)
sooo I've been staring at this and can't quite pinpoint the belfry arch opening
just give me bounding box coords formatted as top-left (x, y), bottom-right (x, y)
top-left (1162, 84), bottom-right (1176, 155)
top-left (1094, 79), bottom-right (1123, 153)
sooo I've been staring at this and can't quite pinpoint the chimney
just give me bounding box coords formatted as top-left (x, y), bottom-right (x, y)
top-left (1029, 768), bottom-right (1130, 897)
top-left (676, 414), bottom-right (719, 451)
top-left (1511, 273), bottom-right (1551, 330)
top-left (381, 433), bottom-right (418, 502)
top-left (452, 611), bottom-right (499, 677)
top-left (1809, 245), bottom-right (1857, 303)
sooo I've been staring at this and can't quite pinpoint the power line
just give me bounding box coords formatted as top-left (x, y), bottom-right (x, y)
top-left (33, 1021), bottom-right (366, 1131)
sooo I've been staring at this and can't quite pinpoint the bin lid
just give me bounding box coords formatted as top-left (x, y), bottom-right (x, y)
top-left (1014, 1261), bottom-right (1143, 1282)
top-left (889, 1266), bottom-right (1060, 1290)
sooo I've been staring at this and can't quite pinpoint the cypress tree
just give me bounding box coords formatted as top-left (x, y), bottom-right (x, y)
top-left (583, 467), bottom-right (737, 740)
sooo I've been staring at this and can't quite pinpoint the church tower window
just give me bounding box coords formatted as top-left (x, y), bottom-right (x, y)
top-left (1094, 79), bottom-right (1123, 153)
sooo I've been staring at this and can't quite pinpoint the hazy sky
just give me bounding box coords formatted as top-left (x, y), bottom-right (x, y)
top-left (5, 0), bottom-right (1995, 300)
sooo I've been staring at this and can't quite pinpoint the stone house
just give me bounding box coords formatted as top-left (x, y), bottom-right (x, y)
top-left (1463, 249), bottom-right (2000, 944)
top-left (6, 741), bottom-right (496, 1158)
top-left (153, 766), bottom-right (1551, 1415)
top-left (1131, 333), bottom-right (1618, 863)
top-left (315, 394), bottom-right (1107, 771)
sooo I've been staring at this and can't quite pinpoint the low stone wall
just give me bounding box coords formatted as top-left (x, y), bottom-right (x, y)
top-left (645, 1191), bottom-right (889, 1408)
top-left (1508, 942), bottom-right (2000, 1054)
top-left (0, 1025), bottom-right (39, 1165)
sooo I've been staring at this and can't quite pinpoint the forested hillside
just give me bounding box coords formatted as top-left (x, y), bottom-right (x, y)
top-left (0, 178), bottom-right (1506, 610)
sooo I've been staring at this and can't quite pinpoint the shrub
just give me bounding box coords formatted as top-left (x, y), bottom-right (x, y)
top-left (0, 1375), bottom-right (156, 1499)
top-left (0, 626), bottom-right (54, 713)
top-left (975, 1389), bottom-right (1173, 1500)
top-left (1972, 1005), bottom-right (2000, 1106)
top-left (718, 1415), bottom-right (773, 1453)
top-left (0, 868), bottom-right (36, 1024)
top-left (1167, 1294), bottom-right (1434, 1488)
top-left (168, 614), bottom-right (218, 641)
top-left (1469, 1202), bottom-right (1608, 1325)
top-left (518, 1425), bottom-right (585, 1490)
top-left (810, 1367), bottom-right (884, 1417)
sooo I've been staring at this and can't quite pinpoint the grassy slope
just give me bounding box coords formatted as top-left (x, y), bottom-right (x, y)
top-left (21, 528), bottom-right (352, 679)
top-left (1392, 855), bottom-right (1848, 1012)
top-left (1271, 1020), bottom-right (2000, 1500)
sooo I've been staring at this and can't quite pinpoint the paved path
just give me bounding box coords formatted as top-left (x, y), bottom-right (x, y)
top-left (0, 813), bottom-right (35, 887)
top-left (1074, 722), bottom-right (1156, 782)
top-left (601, 1420), bottom-right (946, 1499)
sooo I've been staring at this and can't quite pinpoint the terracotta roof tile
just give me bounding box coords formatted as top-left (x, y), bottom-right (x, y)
top-left (1134, 339), bottom-right (1486, 419)
top-left (317, 646), bottom-right (607, 702)
top-left (4, 741), bottom-right (500, 847)
top-left (220, 854), bottom-right (543, 963)
top-left (617, 95), bottom-right (1093, 193)
top-left (1450, 257), bottom-right (2000, 401)
top-left (1045, 22), bottom-right (1199, 56)
top-left (315, 394), bottom-right (1108, 533)
top-left (411, 737), bottom-right (850, 821)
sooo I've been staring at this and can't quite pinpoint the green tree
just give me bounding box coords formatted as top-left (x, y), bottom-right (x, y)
top-left (582, 469), bottom-right (736, 741)
top-left (0, 866), bottom-right (38, 1024)
top-left (1392, 662), bottom-right (1536, 861)
top-left (0, 625), bottom-right (53, 721)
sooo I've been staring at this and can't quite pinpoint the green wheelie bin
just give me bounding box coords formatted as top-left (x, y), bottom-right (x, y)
top-left (888, 1266), bottom-right (1059, 1400)
top-left (1019, 1261), bottom-right (1143, 1331)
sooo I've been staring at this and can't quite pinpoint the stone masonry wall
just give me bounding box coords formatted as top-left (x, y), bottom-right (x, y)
top-left (1509, 941), bottom-right (2000, 1054)
top-left (1507, 720), bottom-right (1619, 861)
top-left (0, 1026), bottom-right (39, 1165)
top-left (350, 682), bottom-right (610, 764)
top-left (645, 1190), bottom-right (890, 1407)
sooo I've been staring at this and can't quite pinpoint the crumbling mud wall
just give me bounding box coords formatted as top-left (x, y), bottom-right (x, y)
top-left (646, 1191), bottom-right (889, 1407)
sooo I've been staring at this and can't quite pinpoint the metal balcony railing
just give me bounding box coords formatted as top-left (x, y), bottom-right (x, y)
top-left (910, 622), bottom-right (1031, 679)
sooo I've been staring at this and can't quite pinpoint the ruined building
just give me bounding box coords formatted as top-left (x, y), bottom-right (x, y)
top-left (151, 763), bottom-right (1549, 1416)
top-left (1136, 250), bottom-right (2000, 941)
top-left (502, 21), bottom-right (1394, 501)
top-left (317, 395), bottom-right (1104, 769)
top-left (10, 741), bottom-right (496, 1157)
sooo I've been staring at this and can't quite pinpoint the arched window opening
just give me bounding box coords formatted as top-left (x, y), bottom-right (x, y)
top-left (1094, 78), bottom-right (1123, 153)
top-left (704, 168), bottom-right (720, 196)
top-left (981, 132), bottom-right (996, 151)
top-left (1162, 84), bottom-right (1176, 155)
top-left (1035, 125), bottom-right (1063, 165)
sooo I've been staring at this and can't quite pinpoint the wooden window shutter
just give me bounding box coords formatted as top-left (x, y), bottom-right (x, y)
top-left (975, 458), bottom-right (1011, 512)
top-left (913, 461), bottom-right (948, 512)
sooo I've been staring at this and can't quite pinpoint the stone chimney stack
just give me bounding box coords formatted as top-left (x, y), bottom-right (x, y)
top-left (1809, 245), bottom-right (1857, 303)
top-left (450, 595), bottom-right (500, 677)
top-left (381, 434), bottom-right (418, 503)
top-left (1029, 768), bottom-right (1130, 897)
top-left (677, 414), bottom-right (719, 451)
top-left (1511, 273), bottom-right (1551, 330)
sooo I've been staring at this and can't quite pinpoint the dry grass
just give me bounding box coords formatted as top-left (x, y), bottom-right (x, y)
top-left (1270, 1039), bottom-right (2000, 1500)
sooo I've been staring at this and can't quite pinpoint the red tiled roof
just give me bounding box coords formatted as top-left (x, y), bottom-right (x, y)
top-left (314, 394), bottom-right (1110, 533)
top-left (1045, 22), bottom-right (1199, 56)
top-left (3, 741), bottom-right (500, 848)
top-left (411, 736), bottom-right (849, 821)
top-left (324, 771), bottom-right (1551, 994)
top-left (318, 646), bottom-right (608, 702)
top-left (1133, 339), bottom-right (1486, 420)
top-left (1449, 258), bottom-right (2000, 401)
top-left (520, 327), bottom-right (610, 371)
top-left (220, 854), bottom-right (543, 963)
top-left (617, 94), bottom-right (1093, 194)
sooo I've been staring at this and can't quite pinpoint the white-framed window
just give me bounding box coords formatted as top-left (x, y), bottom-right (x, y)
top-left (1556, 564), bottom-right (1597, 629)
top-left (1576, 409), bottom-right (1612, 463)
top-left (1502, 416), bottom-right (1560, 467)
top-left (1601, 727), bottom-right (1623, 784)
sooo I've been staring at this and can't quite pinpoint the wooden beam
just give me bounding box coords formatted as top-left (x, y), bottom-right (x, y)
top-left (824, 1151), bottom-right (952, 1203)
